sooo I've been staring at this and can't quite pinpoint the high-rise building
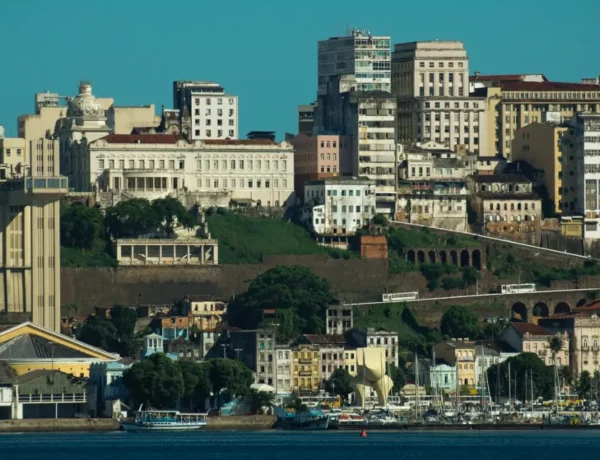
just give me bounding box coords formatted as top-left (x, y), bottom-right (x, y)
top-left (297, 102), bottom-right (317, 135)
top-left (561, 113), bottom-right (600, 239)
top-left (0, 134), bottom-right (67, 332)
top-left (172, 81), bottom-right (238, 140)
top-left (315, 29), bottom-right (396, 215)
top-left (392, 41), bottom-right (487, 154)
top-left (471, 76), bottom-right (600, 158)
top-left (511, 122), bottom-right (567, 214)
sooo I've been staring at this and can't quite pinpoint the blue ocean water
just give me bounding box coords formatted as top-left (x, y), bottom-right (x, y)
top-left (0, 430), bottom-right (599, 459)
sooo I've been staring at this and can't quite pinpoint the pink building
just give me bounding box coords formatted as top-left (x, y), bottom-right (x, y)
top-left (500, 322), bottom-right (569, 367)
top-left (287, 134), bottom-right (351, 200)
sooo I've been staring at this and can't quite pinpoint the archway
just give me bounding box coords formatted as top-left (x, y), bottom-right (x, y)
top-left (439, 250), bottom-right (447, 264)
top-left (555, 302), bottom-right (571, 315)
top-left (472, 249), bottom-right (482, 270)
top-left (460, 250), bottom-right (470, 267)
top-left (417, 250), bottom-right (425, 264)
top-left (532, 302), bottom-right (549, 318)
top-left (450, 250), bottom-right (458, 266)
top-left (511, 302), bottom-right (528, 321)
top-left (428, 250), bottom-right (436, 264)
top-left (407, 250), bottom-right (416, 265)
top-left (576, 298), bottom-right (588, 308)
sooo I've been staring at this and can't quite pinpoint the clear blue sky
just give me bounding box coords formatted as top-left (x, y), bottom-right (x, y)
top-left (1, 0), bottom-right (599, 139)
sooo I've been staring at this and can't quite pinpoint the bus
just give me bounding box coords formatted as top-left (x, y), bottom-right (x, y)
top-left (382, 292), bottom-right (419, 302)
top-left (499, 284), bottom-right (536, 294)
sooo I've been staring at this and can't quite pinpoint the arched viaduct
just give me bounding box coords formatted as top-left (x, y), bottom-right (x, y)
top-left (405, 247), bottom-right (484, 270)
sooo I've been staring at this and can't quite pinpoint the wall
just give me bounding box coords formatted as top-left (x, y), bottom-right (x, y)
top-left (0, 418), bottom-right (119, 432)
top-left (206, 415), bottom-right (276, 430)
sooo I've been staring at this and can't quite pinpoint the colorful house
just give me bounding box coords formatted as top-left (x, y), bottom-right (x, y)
top-left (0, 322), bottom-right (119, 378)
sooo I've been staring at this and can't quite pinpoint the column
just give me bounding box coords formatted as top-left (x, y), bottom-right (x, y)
top-left (144, 245), bottom-right (148, 265)
top-left (201, 245), bottom-right (205, 263)
top-left (213, 244), bottom-right (218, 265)
top-left (187, 245), bottom-right (190, 265)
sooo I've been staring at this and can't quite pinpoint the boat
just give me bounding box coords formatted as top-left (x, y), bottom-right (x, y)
top-left (276, 407), bottom-right (329, 430)
top-left (121, 406), bottom-right (208, 431)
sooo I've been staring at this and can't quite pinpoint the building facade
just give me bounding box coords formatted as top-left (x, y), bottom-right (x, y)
top-left (275, 344), bottom-right (292, 395)
top-left (561, 113), bottom-right (600, 239)
top-left (302, 334), bottom-right (346, 382)
top-left (297, 103), bottom-right (317, 136)
top-left (172, 81), bottom-right (239, 141)
top-left (291, 344), bottom-right (321, 395)
top-left (326, 304), bottom-right (353, 335)
top-left (351, 328), bottom-right (399, 368)
top-left (184, 295), bottom-right (227, 331)
top-left (500, 322), bottom-right (569, 368)
top-left (429, 361), bottom-right (457, 393)
top-left (392, 41), bottom-right (487, 154)
top-left (512, 122), bottom-right (567, 215)
top-left (472, 77), bottom-right (600, 158)
top-left (434, 340), bottom-right (476, 388)
top-left (302, 178), bottom-right (376, 235)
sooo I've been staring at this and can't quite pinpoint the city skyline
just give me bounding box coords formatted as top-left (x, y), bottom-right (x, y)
top-left (1, 0), bottom-right (599, 140)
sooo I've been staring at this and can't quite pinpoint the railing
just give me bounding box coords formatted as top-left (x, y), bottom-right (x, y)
top-left (18, 393), bottom-right (86, 403)
top-left (298, 359), bottom-right (313, 364)
top-left (299, 371), bottom-right (313, 377)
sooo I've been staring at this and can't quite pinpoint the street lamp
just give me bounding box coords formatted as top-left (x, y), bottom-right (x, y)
top-left (221, 343), bottom-right (230, 359)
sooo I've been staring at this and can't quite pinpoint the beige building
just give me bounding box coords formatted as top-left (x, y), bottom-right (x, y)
top-left (471, 77), bottom-right (600, 158)
top-left (433, 340), bottom-right (476, 388)
top-left (302, 334), bottom-right (346, 382)
top-left (0, 134), bottom-right (67, 332)
top-left (184, 295), bottom-right (227, 332)
top-left (392, 41), bottom-right (488, 154)
top-left (501, 322), bottom-right (569, 368)
top-left (512, 122), bottom-right (567, 214)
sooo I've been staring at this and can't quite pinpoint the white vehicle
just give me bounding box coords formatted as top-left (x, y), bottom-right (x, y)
top-left (382, 292), bottom-right (419, 302)
top-left (499, 284), bottom-right (536, 294)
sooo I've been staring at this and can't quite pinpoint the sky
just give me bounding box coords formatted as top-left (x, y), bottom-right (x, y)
top-left (1, 0), bottom-right (599, 139)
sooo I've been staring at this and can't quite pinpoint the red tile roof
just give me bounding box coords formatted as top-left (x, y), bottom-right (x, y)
top-left (470, 74), bottom-right (546, 82)
top-left (501, 81), bottom-right (600, 91)
top-left (101, 134), bottom-right (185, 144)
top-left (576, 300), bottom-right (600, 310)
top-left (511, 322), bottom-right (552, 337)
top-left (203, 139), bottom-right (276, 145)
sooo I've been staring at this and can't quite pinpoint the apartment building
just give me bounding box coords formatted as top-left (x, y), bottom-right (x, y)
top-left (351, 328), bottom-right (398, 368)
top-left (302, 334), bottom-right (346, 382)
top-left (512, 122), bottom-right (567, 214)
top-left (500, 322), bottom-right (569, 368)
top-left (392, 41), bottom-right (487, 154)
top-left (560, 113), bottom-right (600, 240)
top-left (302, 177), bottom-right (376, 235)
top-left (325, 304), bottom-right (353, 335)
top-left (291, 343), bottom-right (321, 395)
top-left (172, 81), bottom-right (239, 140)
top-left (0, 134), bottom-right (67, 332)
top-left (433, 340), bottom-right (476, 387)
top-left (229, 329), bottom-right (276, 386)
top-left (275, 343), bottom-right (292, 395)
top-left (287, 133), bottom-right (350, 198)
top-left (472, 76), bottom-right (600, 158)
top-left (297, 103), bottom-right (317, 136)
top-left (315, 29), bottom-right (396, 215)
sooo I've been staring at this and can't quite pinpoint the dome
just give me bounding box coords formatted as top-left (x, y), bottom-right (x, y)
top-left (67, 82), bottom-right (105, 118)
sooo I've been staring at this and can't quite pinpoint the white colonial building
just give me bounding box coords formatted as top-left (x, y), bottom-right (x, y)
top-left (302, 177), bottom-right (376, 235)
top-left (85, 135), bottom-right (295, 208)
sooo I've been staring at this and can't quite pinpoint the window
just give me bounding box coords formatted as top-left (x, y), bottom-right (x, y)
top-left (169, 160), bottom-right (175, 169)
top-left (217, 98), bottom-right (223, 105)
top-left (356, 206), bottom-right (361, 212)
top-left (98, 159), bottom-right (105, 169)
top-left (248, 179), bottom-right (253, 188)
top-left (230, 160), bottom-right (235, 170)
top-left (239, 160), bottom-right (244, 169)
top-left (129, 160), bottom-right (135, 169)
top-left (159, 160), bottom-right (165, 169)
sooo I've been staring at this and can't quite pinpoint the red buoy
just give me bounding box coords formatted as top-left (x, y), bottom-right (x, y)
top-left (360, 429), bottom-right (367, 437)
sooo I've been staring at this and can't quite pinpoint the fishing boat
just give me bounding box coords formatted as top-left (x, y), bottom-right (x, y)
top-left (121, 406), bottom-right (208, 431)
top-left (275, 407), bottom-right (329, 430)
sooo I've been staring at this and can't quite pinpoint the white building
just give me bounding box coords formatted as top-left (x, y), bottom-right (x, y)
top-left (326, 305), bottom-right (353, 335)
top-left (275, 344), bottom-right (292, 395)
top-left (351, 328), bottom-right (399, 368)
top-left (69, 132), bottom-right (294, 208)
top-left (392, 41), bottom-right (488, 154)
top-left (302, 178), bottom-right (376, 235)
top-left (173, 81), bottom-right (238, 141)
top-left (561, 113), bottom-right (600, 240)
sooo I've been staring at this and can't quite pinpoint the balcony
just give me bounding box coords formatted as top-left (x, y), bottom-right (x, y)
top-left (299, 371), bottom-right (313, 377)
top-left (298, 358), bottom-right (312, 365)
top-left (0, 177), bottom-right (68, 196)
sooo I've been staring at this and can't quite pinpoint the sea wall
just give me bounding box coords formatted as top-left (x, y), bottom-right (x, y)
top-left (206, 415), bottom-right (276, 430)
top-left (0, 418), bottom-right (119, 432)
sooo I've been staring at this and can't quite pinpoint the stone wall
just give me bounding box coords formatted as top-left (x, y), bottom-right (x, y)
top-left (206, 415), bottom-right (276, 430)
top-left (0, 418), bottom-right (119, 433)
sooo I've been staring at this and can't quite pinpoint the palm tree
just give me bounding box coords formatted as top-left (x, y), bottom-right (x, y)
top-left (548, 337), bottom-right (563, 365)
top-left (245, 389), bottom-right (275, 415)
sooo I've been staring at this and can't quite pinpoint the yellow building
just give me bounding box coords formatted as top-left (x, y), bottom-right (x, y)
top-left (473, 76), bottom-right (600, 159)
top-left (291, 344), bottom-right (321, 395)
top-left (185, 296), bottom-right (227, 331)
top-left (512, 122), bottom-right (568, 214)
top-left (434, 340), bottom-right (476, 387)
top-left (0, 322), bottom-right (118, 378)
top-left (0, 136), bottom-right (67, 332)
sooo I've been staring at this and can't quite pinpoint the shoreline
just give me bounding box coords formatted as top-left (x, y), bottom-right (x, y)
top-left (0, 417), bottom-right (598, 433)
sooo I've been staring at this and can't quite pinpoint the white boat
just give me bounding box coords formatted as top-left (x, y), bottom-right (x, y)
top-left (121, 406), bottom-right (208, 432)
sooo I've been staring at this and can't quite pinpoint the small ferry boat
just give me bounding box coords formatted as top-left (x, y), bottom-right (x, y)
top-left (121, 406), bottom-right (208, 432)
top-left (275, 407), bottom-right (329, 430)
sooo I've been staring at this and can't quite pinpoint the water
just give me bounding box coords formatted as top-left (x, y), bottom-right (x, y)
top-left (1, 430), bottom-right (599, 459)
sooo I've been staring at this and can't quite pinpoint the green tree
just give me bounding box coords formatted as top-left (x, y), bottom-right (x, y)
top-left (389, 364), bottom-right (406, 393)
top-left (559, 366), bottom-right (573, 387)
top-left (77, 316), bottom-right (118, 352)
top-left (324, 368), bottom-right (352, 401)
top-left (287, 397), bottom-right (308, 414)
top-left (207, 358), bottom-right (253, 402)
top-left (461, 267), bottom-right (480, 287)
top-left (177, 361), bottom-right (211, 410)
top-left (548, 337), bottom-right (563, 365)
top-left (480, 319), bottom-right (508, 340)
top-left (61, 204), bottom-right (104, 251)
top-left (227, 266), bottom-right (332, 336)
top-left (440, 306), bottom-right (481, 339)
top-left (152, 197), bottom-right (195, 236)
top-left (105, 198), bottom-right (160, 239)
top-left (244, 389), bottom-right (275, 415)
top-left (123, 353), bottom-right (184, 409)
top-left (577, 371), bottom-right (592, 399)
top-left (487, 353), bottom-right (554, 401)
top-left (372, 213), bottom-right (388, 226)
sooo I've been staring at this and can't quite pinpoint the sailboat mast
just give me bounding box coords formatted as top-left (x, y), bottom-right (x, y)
top-left (508, 362), bottom-right (511, 409)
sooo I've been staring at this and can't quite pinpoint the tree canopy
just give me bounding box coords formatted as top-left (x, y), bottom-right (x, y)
top-left (152, 197), bottom-right (195, 236)
top-left (487, 353), bottom-right (554, 401)
top-left (324, 368), bottom-right (352, 401)
top-left (178, 360), bottom-right (211, 410)
top-left (123, 353), bottom-right (184, 409)
top-left (105, 198), bottom-right (160, 239)
top-left (77, 306), bottom-right (141, 357)
top-left (243, 389), bottom-right (275, 415)
top-left (77, 316), bottom-right (118, 352)
top-left (440, 306), bottom-right (481, 339)
top-left (60, 204), bottom-right (104, 251)
top-left (227, 265), bottom-right (333, 340)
